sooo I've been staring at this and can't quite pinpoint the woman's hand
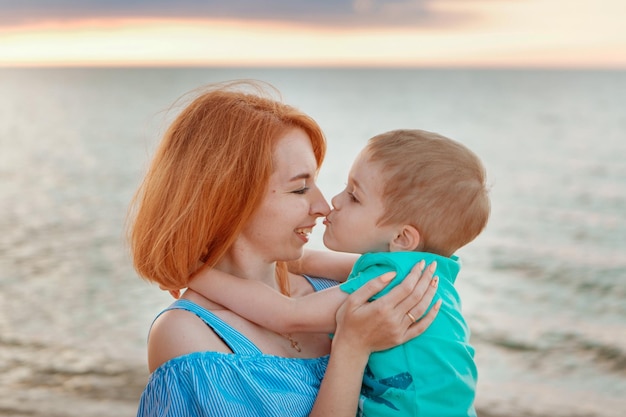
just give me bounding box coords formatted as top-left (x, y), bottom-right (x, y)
top-left (310, 261), bottom-right (440, 417)
top-left (333, 261), bottom-right (440, 355)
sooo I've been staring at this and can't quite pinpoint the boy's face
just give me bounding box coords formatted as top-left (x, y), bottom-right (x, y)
top-left (322, 150), bottom-right (399, 254)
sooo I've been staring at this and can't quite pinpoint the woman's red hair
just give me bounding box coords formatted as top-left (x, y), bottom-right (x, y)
top-left (128, 81), bottom-right (326, 294)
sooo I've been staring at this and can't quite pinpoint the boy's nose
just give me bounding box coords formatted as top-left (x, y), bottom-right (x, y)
top-left (330, 193), bottom-right (341, 210)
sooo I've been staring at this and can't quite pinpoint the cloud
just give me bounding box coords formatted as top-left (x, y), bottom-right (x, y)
top-left (0, 0), bottom-right (470, 28)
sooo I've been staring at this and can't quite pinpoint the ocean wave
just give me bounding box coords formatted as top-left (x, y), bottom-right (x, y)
top-left (0, 338), bottom-right (144, 417)
top-left (0, 336), bottom-right (148, 402)
top-left (489, 247), bottom-right (626, 304)
top-left (475, 330), bottom-right (626, 374)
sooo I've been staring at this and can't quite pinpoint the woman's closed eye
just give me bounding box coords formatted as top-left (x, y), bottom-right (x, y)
top-left (291, 187), bottom-right (310, 195)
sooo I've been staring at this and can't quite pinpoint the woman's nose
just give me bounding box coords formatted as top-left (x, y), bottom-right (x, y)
top-left (311, 187), bottom-right (330, 216)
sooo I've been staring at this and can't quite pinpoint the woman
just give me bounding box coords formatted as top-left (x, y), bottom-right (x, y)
top-left (128, 81), bottom-right (438, 416)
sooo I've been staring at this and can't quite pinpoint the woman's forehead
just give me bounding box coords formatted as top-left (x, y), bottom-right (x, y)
top-left (272, 128), bottom-right (318, 175)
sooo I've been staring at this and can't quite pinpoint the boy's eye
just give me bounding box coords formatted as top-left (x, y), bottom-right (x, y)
top-left (348, 191), bottom-right (359, 203)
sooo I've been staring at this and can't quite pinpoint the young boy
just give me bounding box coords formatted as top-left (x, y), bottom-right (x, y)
top-left (189, 129), bottom-right (490, 416)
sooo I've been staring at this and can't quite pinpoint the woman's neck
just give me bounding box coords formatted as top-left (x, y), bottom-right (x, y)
top-left (215, 250), bottom-right (279, 289)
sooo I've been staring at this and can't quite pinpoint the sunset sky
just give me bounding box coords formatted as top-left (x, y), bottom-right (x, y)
top-left (0, 0), bottom-right (624, 68)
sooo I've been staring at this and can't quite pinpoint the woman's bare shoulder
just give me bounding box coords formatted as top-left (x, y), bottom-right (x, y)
top-left (147, 305), bottom-right (231, 372)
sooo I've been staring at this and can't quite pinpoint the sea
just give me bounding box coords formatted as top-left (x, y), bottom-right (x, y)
top-left (0, 67), bottom-right (625, 417)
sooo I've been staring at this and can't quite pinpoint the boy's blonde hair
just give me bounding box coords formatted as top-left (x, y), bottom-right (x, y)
top-left (366, 129), bottom-right (490, 257)
top-left (128, 81), bottom-right (326, 293)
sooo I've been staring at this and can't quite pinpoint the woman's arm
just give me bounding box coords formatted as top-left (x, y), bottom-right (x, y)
top-left (187, 268), bottom-right (347, 333)
top-left (287, 249), bottom-right (359, 282)
top-left (310, 261), bottom-right (441, 416)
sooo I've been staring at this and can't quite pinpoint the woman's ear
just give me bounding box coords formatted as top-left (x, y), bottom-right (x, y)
top-left (389, 225), bottom-right (421, 252)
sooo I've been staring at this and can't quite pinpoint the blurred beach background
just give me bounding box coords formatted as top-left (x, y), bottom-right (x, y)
top-left (1, 67), bottom-right (625, 417)
top-left (1, 1), bottom-right (626, 416)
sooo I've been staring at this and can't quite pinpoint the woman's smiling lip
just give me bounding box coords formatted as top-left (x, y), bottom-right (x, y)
top-left (295, 225), bottom-right (315, 242)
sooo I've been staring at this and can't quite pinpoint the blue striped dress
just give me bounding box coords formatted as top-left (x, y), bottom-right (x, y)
top-left (137, 277), bottom-right (338, 417)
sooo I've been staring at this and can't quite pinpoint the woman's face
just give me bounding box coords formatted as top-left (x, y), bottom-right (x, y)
top-left (240, 128), bottom-right (330, 262)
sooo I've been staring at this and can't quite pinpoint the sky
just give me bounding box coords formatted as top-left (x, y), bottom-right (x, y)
top-left (0, 0), bottom-right (624, 68)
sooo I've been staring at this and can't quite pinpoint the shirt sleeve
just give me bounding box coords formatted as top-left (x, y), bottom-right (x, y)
top-left (338, 253), bottom-right (409, 300)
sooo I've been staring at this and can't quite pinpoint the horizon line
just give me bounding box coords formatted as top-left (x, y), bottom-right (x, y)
top-left (1, 62), bottom-right (625, 71)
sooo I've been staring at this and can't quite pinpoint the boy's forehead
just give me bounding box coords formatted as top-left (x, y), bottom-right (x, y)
top-left (355, 148), bottom-right (384, 170)
top-left (349, 153), bottom-right (385, 193)
top-left (351, 149), bottom-right (373, 171)
top-left (348, 152), bottom-right (367, 181)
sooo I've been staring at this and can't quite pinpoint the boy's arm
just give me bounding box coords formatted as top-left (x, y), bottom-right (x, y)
top-left (287, 249), bottom-right (358, 283)
top-left (188, 268), bottom-right (347, 333)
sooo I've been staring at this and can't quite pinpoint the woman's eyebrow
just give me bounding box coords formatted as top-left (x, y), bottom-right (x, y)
top-left (289, 173), bottom-right (311, 181)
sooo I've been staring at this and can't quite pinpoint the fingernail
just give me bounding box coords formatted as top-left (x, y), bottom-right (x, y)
top-left (418, 260), bottom-right (426, 271)
top-left (430, 276), bottom-right (439, 288)
top-left (428, 261), bottom-right (437, 273)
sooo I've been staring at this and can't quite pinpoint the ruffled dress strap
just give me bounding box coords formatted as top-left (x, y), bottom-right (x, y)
top-left (163, 298), bottom-right (263, 355)
top-left (303, 275), bottom-right (339, 291)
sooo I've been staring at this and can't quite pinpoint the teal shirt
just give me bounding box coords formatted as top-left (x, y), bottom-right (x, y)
top-left (340, 252), bottom-right (477, 417)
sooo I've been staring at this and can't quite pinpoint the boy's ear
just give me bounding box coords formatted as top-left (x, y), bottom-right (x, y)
top-left (389, 225), bottom-right (421, 252)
